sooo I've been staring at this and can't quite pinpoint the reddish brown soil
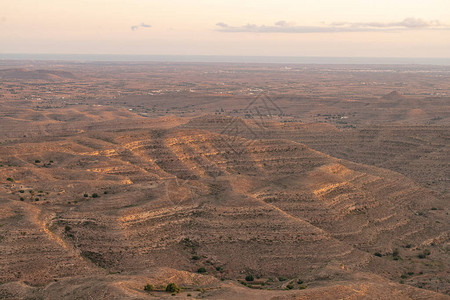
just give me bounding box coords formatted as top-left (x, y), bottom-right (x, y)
top-left (0, 62), bottom-right (448, 299)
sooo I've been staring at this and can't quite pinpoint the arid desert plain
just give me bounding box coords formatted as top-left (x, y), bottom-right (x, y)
top-left (0, 61), bottom-right (449, 299)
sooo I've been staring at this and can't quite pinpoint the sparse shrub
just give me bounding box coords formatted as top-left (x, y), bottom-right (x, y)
top-left (431, 207), bottom-right (437, 210)
top-left (405, 244), bottom-right (412, 248)
top-left (216, 266), bottom-right (224, 272)
top-left (401, 274), bottom-right (407, 279)
top-left (92, 193), bottom-right (99, 198)
top-left (6, 177), bottom-right (14, 182)
top-left (165, 283), bottom-right (180, 293)
top-left (144, 284), bottom-right (154, 291)
top-left (197, 267), bottom-right (206, 273)
top-left (20, 197), bottom-right (24, 201)
top-left (298, 284), bottom-right (307, 289)
top-left (374, 252), bottom-right (382, 257)
top-left (297, 279), bottom-right (303, 284)
top-left (187, 293), bottom-right (192, 297)
top-left (418, 249), bottom-right (431, 258)
top-left (407, 272), bottom-right (414, 276)
top-left (104, 191), bottom-right (108, 194)
top-left (278, 276), bottom-right (287, 282)
top-left (392, 248), bottom-right (399, 257)
top-left (83, 193), bottom-right (88, 197)
top-left (192, 255), bottom-right (200, 260)
top-left (245, 275), bottom-right (254, 282)
top-left (64, 225), bottom-right (71, 232)
top-left (19, 190), bottom-right (24, 193)
top-left (286, 283), bottom-right (294, 290)
top-left (35, 160), bottom-right (41, 163)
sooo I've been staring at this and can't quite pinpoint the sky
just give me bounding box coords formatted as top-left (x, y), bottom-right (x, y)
top-left (1, 0), bottom-right (450, 57)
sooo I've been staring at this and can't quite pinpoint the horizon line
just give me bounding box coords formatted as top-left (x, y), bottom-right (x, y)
top-left (1, 53), bottom-right (450, 66)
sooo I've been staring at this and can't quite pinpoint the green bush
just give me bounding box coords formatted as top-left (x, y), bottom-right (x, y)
top-left (6, 177), bottom-right (14, 182)
top-left (92, 193), bottom-right (99, 198)
top-left (286, 283), bottom-right (294, 290)
top-left (165, 283), bottom-right (180, 293)
top-left (278, 276), bottom-right (287, 281)
top-left (144, 284), bottom-right (154, 291)
top-left (374, 252), bottom-right (382, 257)
top-left (197, 267), bottom-right (206, 273)
top-left (245, 275), bottom-right (254, 282)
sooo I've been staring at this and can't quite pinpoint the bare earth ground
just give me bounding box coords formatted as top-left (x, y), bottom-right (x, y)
top-left (0, 61), bottom-right (449, 299)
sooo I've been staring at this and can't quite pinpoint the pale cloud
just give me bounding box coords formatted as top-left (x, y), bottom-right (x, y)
top-left (216, 18), bottom-right (449, 33)
top-left (332, 18), bottom-right (444, 28)
top-left (131, 23), bottom-right (152, 31)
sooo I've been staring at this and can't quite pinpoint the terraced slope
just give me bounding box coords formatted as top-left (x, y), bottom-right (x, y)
top-left (1, 124), bottom-right (448, 296)
top-left (183, 115), bottom-right (450, 195)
